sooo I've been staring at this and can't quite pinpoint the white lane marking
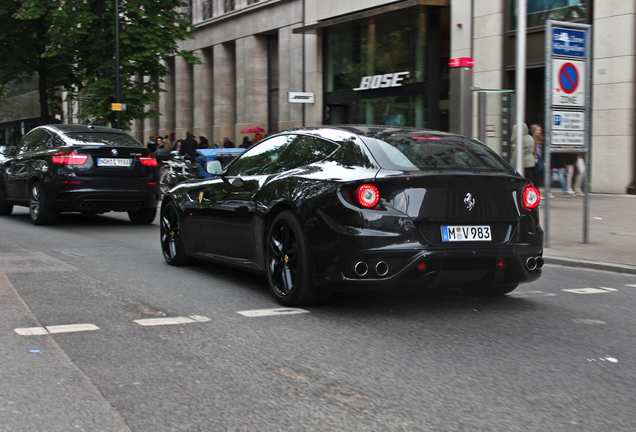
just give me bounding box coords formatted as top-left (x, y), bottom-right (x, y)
top-left (15, 327), bottom-right (49, 336)
top-left (563, 287), bottom-right (617, 294)
top-left (133, 315), bottom-right (211, 326)
top-left (587, 355), bottom-right (618, 363)
top-left (237, 308), bottom-right (310, 318)
top-left (15, 324), bottom-right (99, 336)
top-left (46, 324), bottom-right (100, 334)
top-left (572, 318), bottom-right (607, 325)
top-left (625, 284), bottom-right (636, 288)
top-left (508, 291), bottom-right (557, 298)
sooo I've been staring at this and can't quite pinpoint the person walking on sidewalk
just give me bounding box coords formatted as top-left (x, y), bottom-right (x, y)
top-left (180, 132), bottom-right (199, 161)
top-left (511, 123), bottom-right (537, 184)
top-left (564, 153), bottom-right (585, 196)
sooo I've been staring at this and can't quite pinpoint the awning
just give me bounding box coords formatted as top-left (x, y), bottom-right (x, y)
top-left (293, 0), bottom-right (449, 34)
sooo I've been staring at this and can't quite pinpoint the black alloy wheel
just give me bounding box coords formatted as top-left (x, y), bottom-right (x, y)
top-left (160, 201), bottom-right (193, 266)
top-left (266, 211), bottom-right (330, 306)
top-left (128, 207), bottom-right (157, 224)
top-left (30, 181), bottom-right (57, 225)
top-left (0, 187), bottom-right (13, 216)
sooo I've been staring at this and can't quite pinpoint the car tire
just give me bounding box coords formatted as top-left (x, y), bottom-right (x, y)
top-left (266, 211), bottom-right (331, 306)
top-left (160, 201), bottom-right (194, 266)
top-left (128, 207), bottom-right (157, 224)
top-left (461, 283), bottom-right (519, 297)
top-left (30, 181), bottom-right (57, 225)
top-left (0, 187), bottom-right (13, 216)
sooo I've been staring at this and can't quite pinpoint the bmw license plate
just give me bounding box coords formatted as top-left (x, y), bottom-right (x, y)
top-left (97, 158), bottom-right (132, 167)
top-left (442, 225), bottom-right (492, 242)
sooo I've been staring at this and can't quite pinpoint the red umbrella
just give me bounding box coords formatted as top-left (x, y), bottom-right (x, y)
top-left (240, 126), bottom-right (265, 133)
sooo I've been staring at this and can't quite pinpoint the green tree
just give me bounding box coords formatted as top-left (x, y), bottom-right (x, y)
top-left (47, 0), bottom-right (198, 129)
top-left (0, 0), bottom-right (197, 129)
top-left (0, 0), bottom-right (76, 122)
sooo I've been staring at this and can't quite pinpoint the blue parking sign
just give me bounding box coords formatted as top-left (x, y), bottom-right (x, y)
top-left (552, 28), bottom-right (586, 58)
top-left (554, 114), bottom-right (562, 126)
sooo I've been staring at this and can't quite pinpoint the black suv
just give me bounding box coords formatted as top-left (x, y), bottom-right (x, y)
top-left (0, 124), bottom-right (160, 225)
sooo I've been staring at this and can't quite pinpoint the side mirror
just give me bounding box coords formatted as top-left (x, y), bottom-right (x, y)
top-left (205, 160), bottom-right (223, 176)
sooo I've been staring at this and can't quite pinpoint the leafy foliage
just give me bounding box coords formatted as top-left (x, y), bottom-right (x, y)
top-left (0, 0), bottom-right (197, 129)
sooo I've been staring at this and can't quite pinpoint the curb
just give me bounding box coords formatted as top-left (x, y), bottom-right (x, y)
top-left (544, 256), bottom-right (636, 275)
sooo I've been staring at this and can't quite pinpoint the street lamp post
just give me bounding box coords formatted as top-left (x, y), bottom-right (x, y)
top-left (114, 0), bottom-right (121, 129)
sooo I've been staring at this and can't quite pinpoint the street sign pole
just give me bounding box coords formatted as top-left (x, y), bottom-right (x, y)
top-left (114, 0), bottom-right (121, 130)
top-left (515, 0), bottom-right (527, 174)
top-left (544, 20), bottom-right (592, 247)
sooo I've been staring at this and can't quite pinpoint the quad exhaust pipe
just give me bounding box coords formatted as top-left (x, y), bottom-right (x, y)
top-left (525, 256), bottom-right (544, 271)
top-left (354, 261), bottom-right (369, 277)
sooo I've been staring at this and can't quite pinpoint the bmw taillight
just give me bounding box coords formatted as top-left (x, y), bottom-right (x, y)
top-left (353, 184), bottom-right (380, 208)
top-left (51, 151), bottom-right (88, 165)
top-left (522, 184), bottom-right (540, 210)
top-left (139, 153), bottom-right (158, 166)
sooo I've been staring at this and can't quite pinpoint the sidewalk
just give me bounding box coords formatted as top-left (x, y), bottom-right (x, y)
top-left (539, 192), bottom-right (636, 274)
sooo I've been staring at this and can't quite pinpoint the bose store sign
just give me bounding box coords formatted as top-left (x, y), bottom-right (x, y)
top-left (288, 92), bottom-right (315, 103)
top-left (353, 72), bottom-right (410, 91)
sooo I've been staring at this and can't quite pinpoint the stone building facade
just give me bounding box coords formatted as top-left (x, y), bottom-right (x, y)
top-left (132, 0), bottom-right (635, 194)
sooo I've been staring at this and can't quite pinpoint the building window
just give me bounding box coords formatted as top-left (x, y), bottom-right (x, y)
top-left (247, 0), bottom-right (259, 4)
top-left (224, 0), bottom-right (235, 13)
top-left (202, 0), bottom-right (213, 20)
top-left (510, 0), bottom-right (587, 29)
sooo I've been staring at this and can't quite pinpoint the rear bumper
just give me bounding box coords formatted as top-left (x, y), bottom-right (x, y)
top-left (50, 180), bottom-right (160, 212)
top-left (311, 243), bottom-right (543, 292)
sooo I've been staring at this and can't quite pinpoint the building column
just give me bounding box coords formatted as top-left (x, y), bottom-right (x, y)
top-left (278, 25), bottom-right (303, 131)
top-left (236, 35), bottom-right (268, 139)
top-left (193, 48), bottom-right (214, 144)
top-left (213, 43), bottom-right (236, 146)
top-left (159, 59), bottom-right (176, 141)
top-left (175, 55), bottom-right (194, 141)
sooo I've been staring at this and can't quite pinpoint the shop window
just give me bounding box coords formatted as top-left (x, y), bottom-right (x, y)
top-left (202, 0), bottom-right (212, 20)
top-left (509, 0), bottom-right (587, 30)
top-left (224, 0), bottom-right (235, 13)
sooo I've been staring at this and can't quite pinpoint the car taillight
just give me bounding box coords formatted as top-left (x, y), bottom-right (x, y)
top-left (354, 184), bottom-right (380, 208)
top-left (51, 151), bottom-right (88, 165)
top-left (139, 153), bottom-right (158, 166)
top-left (522, 184), bottom-right (540, 210)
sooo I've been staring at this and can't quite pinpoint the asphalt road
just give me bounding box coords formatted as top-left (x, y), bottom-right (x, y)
top-left (1, 207), bottom-right (635, 431)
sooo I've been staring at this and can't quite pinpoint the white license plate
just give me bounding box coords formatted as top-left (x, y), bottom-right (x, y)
top-left (441, 225), bottom-right (492, 242)
top-left (97, 158), bottom-right (132, 167)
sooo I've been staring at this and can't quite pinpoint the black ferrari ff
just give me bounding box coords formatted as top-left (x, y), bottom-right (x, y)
top-left (160, 125), bottom-right (543, 306)
top-left (0, 124), bottom-right (160, 225)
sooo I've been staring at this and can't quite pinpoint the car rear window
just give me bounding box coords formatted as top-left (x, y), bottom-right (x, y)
top-left (362, 136), bottom-right (513, 173)
top-left (65, 132), bottom-right (142, 147)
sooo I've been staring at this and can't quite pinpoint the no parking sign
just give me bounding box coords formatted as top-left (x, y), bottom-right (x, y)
top-left (552, 59), bottom-right (585, 107)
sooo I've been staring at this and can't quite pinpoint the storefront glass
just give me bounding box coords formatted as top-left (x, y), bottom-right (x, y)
top-left (510, 0), bottom-right (587, 29)
top-left (324, 6), bottom-right (449, 129)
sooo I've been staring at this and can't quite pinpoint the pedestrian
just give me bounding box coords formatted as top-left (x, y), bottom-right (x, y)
top-left (240, 136), bottom-right (252, 149)
top-left (530, 124), bottom-right (544, 160)
top-left (223, 137), bottom-right (234, 148)
top-left (253, 132), bottom-right (263, 144)
top-left (180, 131), bottom-right (199, 161)
top-left (147, 135), bottom-right (157, 153)
top-left (564, 153), bottom-right (585, 196)
top-left (199, 136), bottom-right (209, 149)
top-left (510, 123), bottom-right (536, 184)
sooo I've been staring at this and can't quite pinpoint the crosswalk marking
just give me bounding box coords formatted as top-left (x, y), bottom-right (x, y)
top-left (237, 308), bottom-right (309, 318)
top-left (15, 323), bottom-right (99, 336)
top-left (133, 315), bottom-right (211, 326)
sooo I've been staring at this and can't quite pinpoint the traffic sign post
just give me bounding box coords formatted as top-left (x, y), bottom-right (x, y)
top-left (543, 21), bottom-right (592, 246)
